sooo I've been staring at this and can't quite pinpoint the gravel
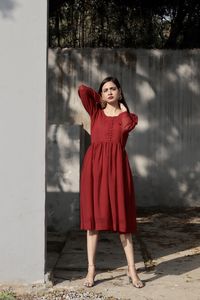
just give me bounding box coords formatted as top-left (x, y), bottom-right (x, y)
top-left (16, 289), bottom-right (120, 300)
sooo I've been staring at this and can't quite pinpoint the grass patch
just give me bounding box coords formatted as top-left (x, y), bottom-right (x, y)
top-left (0, 290), bottom-right (16, 300)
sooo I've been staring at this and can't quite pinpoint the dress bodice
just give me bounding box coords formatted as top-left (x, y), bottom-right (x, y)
top-left (78, 84), bottom-right (138, 148)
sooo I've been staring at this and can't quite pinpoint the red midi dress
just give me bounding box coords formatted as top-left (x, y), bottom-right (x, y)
top-left (78, 84), bottom-right (138, 234)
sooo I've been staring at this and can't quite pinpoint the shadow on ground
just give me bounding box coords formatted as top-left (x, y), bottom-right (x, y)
top-left (46, 208), bottom-right (200, 288)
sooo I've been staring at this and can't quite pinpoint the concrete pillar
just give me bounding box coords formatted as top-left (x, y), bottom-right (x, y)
top-left (0, 0), bottom-right (47, 283)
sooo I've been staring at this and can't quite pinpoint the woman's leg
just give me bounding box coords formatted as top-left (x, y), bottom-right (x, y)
top-left (84, 229), bottom-right (99, 287)
top-left (119, 233), bottom-right (144, 288)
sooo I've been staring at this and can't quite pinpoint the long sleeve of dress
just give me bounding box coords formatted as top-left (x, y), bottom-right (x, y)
top-left (78, 84), bottom-right (101, 117)
top-left (120, 111), bottom-right (138, 132)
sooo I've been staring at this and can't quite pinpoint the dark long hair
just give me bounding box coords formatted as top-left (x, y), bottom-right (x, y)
top-left (98, 76), bottom-right (130, 113)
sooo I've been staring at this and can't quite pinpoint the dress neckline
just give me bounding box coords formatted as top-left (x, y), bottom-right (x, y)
top-left (102, 109), bottom-right (125, 118)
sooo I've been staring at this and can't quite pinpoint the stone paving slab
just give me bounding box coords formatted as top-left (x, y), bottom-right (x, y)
top-left (54, 231), bottom-right (143, 272)
top-left (52, 209), bottom-right (200, 300)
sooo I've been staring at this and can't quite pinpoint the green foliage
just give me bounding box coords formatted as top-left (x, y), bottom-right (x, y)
top-left (48, 0), bottom-right (200, 49)
top-left (0, 290), bottom-right (16, 300)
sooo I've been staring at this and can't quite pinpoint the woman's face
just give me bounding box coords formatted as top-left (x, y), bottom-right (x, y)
top-left (101, 81), bottom-right (121, 104)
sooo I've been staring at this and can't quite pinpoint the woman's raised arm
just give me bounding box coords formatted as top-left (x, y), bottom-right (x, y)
top-left (78, 84), bottom-right (101, 117)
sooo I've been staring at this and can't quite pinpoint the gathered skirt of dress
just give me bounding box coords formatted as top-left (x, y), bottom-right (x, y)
top-left (80, 141), bottom-right (137, 233)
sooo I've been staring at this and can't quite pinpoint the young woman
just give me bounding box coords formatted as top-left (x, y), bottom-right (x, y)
top-left (78, 76), bottom-right (144, 288)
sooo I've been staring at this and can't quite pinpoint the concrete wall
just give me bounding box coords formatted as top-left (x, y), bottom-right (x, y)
top-left (46, 124), bottom-right (81, 233)
top-left (48, 48), bottom-right (200, 209)
top-left (0, 0), bottom-right (47, 283)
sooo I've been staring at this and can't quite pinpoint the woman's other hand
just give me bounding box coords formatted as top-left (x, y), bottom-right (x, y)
top-left (120, 103), bottom-right (127, 112)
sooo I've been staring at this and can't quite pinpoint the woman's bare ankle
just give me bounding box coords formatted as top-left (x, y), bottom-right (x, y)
top-left (127, 265), bottom-right (138, 276)
top-left (88, 264), bottom-right (95, 268)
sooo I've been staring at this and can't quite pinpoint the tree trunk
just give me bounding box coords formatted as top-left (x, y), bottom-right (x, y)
top-left (164, 2), bottom-right (187, 48)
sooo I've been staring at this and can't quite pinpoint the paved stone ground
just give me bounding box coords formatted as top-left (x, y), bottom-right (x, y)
top-left (1, 209), bottom-right (200, 300)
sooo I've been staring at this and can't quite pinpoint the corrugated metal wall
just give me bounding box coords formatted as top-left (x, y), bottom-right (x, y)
top-left (48, 48), bottom-right (200, 208)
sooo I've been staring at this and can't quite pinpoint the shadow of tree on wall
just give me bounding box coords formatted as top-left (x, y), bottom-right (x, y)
top-left (47, 50), bottom-right (78, 237)
top-left (0, 0), bottom-right (18, 18)
top-left (48, 48), bottom-right (200, 207)
top-left (129, 50), bottom-right (200, 208)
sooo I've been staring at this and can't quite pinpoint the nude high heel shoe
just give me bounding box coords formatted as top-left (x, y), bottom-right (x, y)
top-left (83, 264), bottom-right (96, 287)
top-left (127, 267), bottom-right (144, 288)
